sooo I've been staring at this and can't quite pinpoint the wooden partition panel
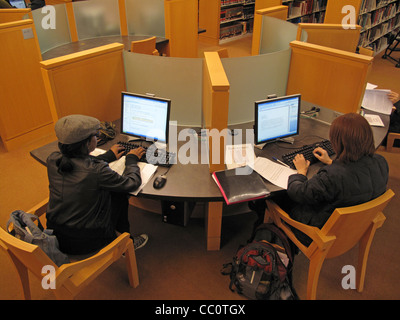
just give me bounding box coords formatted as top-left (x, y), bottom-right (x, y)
top-left (252, 5), bottom-right (288, 55)
top-left (0, 20), bottom-right (54, 151)
top-left (297, 23), bottom-right (361, 52)
top-left (40, 43), bottom-right (126, 123)
top-left (202, 52), bottom-right (230, 173)
top-left (164, 0), bottom-right (198, 58)
top-left (287, 41), bottom-right (373, 114)
top-left (0, 9), bottom-right (32, 23)
top-left (324, 0), bottom-right (361, 24)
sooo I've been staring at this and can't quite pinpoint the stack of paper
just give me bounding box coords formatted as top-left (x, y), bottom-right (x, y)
top-left (91, 148), bottom-right (157, 196)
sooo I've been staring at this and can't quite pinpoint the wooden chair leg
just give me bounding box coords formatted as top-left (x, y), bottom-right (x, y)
top-left (357, 223), bottom-right (381, 292)
top-left (306, 250), bottom-right (331, 300)
top-left (124, 241), bottom-right (139, 288)
top-left (9, 252), bottom-right (32, 300)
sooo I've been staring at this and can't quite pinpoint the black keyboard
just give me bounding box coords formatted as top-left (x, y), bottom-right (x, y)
top-left (281, 139), bottom-right (335, 169)
top-left (117, 141), bottom-right (175, 167)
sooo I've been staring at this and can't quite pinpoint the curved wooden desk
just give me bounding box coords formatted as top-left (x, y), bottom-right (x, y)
top-left (41, 35), bottom-right (169, 60)
top-left (30, 109), bottom-right (389, 251)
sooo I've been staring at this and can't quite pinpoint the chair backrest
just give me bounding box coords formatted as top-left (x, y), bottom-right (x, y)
top-left (0, 226), bottom-right (57, 279)
top-left (297, 23), bottom-right (361, 52)
top-left (130, 36), bottom-right (158, 55)
top-left (319, 189), bottom-right (394, 258)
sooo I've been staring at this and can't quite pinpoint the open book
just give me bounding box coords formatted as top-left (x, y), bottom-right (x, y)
top-left (91, 148), bottom-right (157, 196)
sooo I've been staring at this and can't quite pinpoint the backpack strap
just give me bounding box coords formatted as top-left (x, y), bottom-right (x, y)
top-left (252, 223), bottom-right (295, 264)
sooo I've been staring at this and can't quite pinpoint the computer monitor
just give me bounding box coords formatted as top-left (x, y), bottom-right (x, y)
top-left (121, 92), bottom-right (171, 144)
top-left (254, 94), bottom-right (301, 145)
top-left (9, 0), bottom-right (27, 8)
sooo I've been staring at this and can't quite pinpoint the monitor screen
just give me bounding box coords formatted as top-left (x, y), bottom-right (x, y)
top-left (254, 94), bottom-right (301, 145)
top-left (9, 0), bottom-right (26, 8)
top-left (121, 92), bottom-right (171, 143)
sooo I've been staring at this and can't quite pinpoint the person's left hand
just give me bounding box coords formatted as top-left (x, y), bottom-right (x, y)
top-left (110, 144), bottom-right (126, 160)
top-left (293, 153), bottom-right (310, 176)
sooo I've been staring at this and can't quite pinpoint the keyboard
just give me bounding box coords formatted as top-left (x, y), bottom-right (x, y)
top-left (117, 141), bottom-right (176, 167)
top-left (281, 139), bottom-right (335, 169)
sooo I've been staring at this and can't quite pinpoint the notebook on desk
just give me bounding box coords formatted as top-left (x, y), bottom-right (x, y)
top-left (212, 166), bottom-right (270, 205)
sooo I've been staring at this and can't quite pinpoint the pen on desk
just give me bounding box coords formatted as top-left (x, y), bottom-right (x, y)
top-left (272, 157), bottom-right (290, 168)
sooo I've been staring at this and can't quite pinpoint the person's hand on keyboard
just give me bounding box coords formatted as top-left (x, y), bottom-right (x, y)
top-left (128, 147), bottom-right (146, 160)
top-left (110, 144), bottom-right (126, 160)
top-left (293, 154), bottom-right (310, 176)
top-left (313, 147), bottom-right (333, 165)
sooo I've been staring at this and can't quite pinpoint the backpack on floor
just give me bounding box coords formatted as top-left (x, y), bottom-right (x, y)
top-left (221, 223), bottom-right (298, 300)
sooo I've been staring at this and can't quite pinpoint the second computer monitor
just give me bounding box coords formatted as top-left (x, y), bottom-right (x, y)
top-left (254, 94), bottom-right (301, 145)
top-left (121, 92), bottom-right (171, 144)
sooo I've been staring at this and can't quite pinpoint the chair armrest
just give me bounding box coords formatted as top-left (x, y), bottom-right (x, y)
top-left (266, 200), bottom-right (336, 254)
top-left (27, 198), bottom-right (49, 218)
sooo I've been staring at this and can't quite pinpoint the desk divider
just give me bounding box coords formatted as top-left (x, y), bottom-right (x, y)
top-left (0, 8), bottom-right (32, 23)
top-left (296, 23), bottom-right (361, 53)
top-left (252, 5), bottom-right (289, 55)
top-left (0, 19), bottom-right (54, 151)
top-left (202, 52), bottom-right (230, 174)
top-left (40, 43), bottom-right (126, 123)
top-left (286, 40), bottom-right (373, 116)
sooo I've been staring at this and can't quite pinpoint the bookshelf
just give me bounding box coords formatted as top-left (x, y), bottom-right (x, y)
top-left (357, 0), bottom-right (400, 54)
top-left (199, 0), bottom-right (281, 44)
top-left (284, 0), bottom-right (328, 23)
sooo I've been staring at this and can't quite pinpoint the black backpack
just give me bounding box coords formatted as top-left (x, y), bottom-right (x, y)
top-left (222, 223), bottom-right (298, 300)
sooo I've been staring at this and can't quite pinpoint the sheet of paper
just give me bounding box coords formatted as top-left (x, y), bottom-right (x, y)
top-left (250, 156), bottom-right (296, 190)
top-left (361, 88), bottom-right (393, 115)
top-left (364, 114), bottom-right (385, 127)
top-left (91, 148), bottom-right (157, 195)
top-left (225, 144), bottom-right (256, 169)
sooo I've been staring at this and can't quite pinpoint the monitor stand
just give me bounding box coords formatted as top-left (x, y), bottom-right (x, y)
top-left (254, 137), bottom-right (294, 150)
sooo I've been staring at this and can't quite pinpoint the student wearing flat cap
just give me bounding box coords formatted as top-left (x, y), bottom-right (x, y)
top-left (46, 114), bottom-right (148, 255)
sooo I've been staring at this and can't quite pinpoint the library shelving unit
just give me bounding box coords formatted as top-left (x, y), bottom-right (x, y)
top-left (283, 0), bottom-right (327, 23)
top-left (357, 0), bottom-right (400, 54)
top-left (219, 0), bottom-right (256, 43)
top-left (199, 0), bottom-right (281, 44)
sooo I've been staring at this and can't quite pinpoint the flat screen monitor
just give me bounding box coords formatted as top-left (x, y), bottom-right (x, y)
top-left (254, 94), bottom-right (301, 145)
top-left (121, 92), bottom-right (171, 144)
top-left (9, 0), bottom-right (26, 8)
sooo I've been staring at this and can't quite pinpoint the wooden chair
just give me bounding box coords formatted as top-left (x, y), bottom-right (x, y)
top-left (0, 198), bottom-right (139, 300)
top-left (265, 189), bottom-right (394, 300)
top-left (386, 132), bottom-right (400, 152)
top-left (130, 36), bottom-right (159, 55)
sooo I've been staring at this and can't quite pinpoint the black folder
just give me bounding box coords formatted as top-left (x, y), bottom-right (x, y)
top-left (212, 166), bottom-right (270, 205)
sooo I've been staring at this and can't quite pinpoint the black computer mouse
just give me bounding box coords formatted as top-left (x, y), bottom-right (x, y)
top-left (153, 175), bottom-right (167, 189)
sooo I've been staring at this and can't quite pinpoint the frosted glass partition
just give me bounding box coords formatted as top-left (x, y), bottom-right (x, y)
top-left (259, 16), bottom-right (299, 54)
top-left (32, 4), bottom-right (71, 54)
top-left (73, 0), bottom-right (121, 40)
top-left (123, 52), bottom-right (202, 126)
top-left (222, 49), bottom-right (292, 125)
top-left (125, 0), bottom-right (165, 37)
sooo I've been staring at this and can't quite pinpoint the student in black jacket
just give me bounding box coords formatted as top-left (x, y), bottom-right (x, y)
top-left (278, 112), bottom-right (389, 245)
top-left (46, 114), bottom-right (148, 255)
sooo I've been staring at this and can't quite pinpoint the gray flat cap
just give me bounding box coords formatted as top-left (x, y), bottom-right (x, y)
top-left (55, 114), bottom-right (100, 144)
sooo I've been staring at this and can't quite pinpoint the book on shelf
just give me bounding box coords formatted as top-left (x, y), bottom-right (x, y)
top-left (212, 166), bottom-right (270, 205)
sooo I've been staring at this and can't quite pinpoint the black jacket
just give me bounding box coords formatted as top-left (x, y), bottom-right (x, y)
top-left (46, 150), bottom-right (141, 239)
top-left (286, 154), bottom-right (389, 229)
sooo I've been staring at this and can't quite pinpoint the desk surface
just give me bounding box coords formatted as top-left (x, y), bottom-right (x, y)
top-left (30, 111), bottom-right (389, 202)
top-left (41, 35), bottom-right (169, 60)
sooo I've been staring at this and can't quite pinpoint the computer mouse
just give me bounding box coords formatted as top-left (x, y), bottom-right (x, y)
top-left (153, 175), bottom-right (167, 189)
